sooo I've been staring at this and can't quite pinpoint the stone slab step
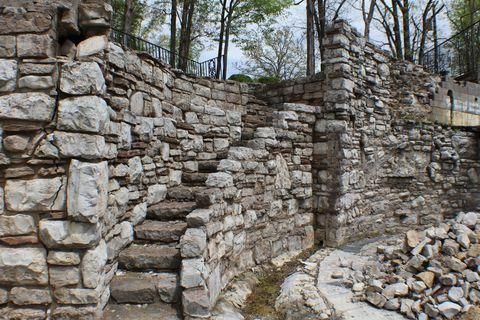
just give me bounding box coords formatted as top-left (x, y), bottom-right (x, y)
top-left (147, 201), bottom-right (197, 221)
top-left (167, 187), bottom-right (201, 201)
top-left (104, 303), bottom-right (181, 320)
top-left (110, 271), bottom-right (180, 305)
top-left (135, 220), bottom-right (187, 243)
top-left (119, 244), bottom-right (181, 271)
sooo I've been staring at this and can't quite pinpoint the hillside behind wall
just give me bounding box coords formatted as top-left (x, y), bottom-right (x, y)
top-left (0, 2), bottom-right (479, 320)
top-left (257, 21), bottom-right (480, 247)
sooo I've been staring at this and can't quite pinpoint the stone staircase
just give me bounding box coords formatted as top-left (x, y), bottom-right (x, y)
top-left (106, 186), bottom-right (200, 317)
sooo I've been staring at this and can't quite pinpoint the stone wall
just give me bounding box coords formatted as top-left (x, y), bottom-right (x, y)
top-left (0, 2), bottom-right (315, 318)
top-left (257, 21), bottom-right (480, 246)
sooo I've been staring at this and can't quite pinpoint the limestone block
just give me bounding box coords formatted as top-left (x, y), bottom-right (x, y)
top-left (181, 258), bottom-right (208, 289)
top-left (47, 251), bottom-right (81, 266)
top-left (187, 209), bottom-right (211, 227)
top-left (0, 93), bottom-right (55, 122)
top-left (52, 131), bottom-right (105, 159)
top-left (0, 247), bottom-right (48, 285)
top-left (18, 75), bottom-right (54, 90)
top-left (213, 138), bottom-right (229, 152)
top-left (0, 214), bottom-right (35, 237)
top-left (147, 184), bottom-right (167, 205)
top-left (0, 59), bottom-right (17, 92)
top-left (0, 288), bottom-right (7, 304)
top-left (183, 287), bottom-right (211, 318)
top-left (0, 36), bottom-right (16, 57)
top-left (129, 202), bottom-right (147, 226)
top-left (108, 43), bottom-right (125, 69)
top-left (67, 160), bottom-right (108, 223)
top-left (57, 96), bottom-right (109, 133)
top-left (76, 35), bottom-right (108, 58)
top-left (119, 122), bottom-right (132, 150)
top-left (3, 134), bottom-right (30, 153)
top-left (10, 287), bottom-right (51, 306)
top-left (49, 266), bottom-right (80, 287)
top-left (60, 62), bottom-right (105, 95)
top-left (54, 288), bottom-right (99, 305)
top-left (5, 177), bottom-right (66, 212)
top-left (0, 187), bottom-right (4, 215)
top-left (79, 2), bottom-right (112, 28)
top-left (255, 127), bottom-right (276, 139)
top-left (206, 172), bottom-right (233, 188)
top-left (17, 34), bottom-right (55, 58)
top-left (180, 228), bottom-right (207, 258)
top-left (0, 8), bottom-right (52, 34)
top-left (107, 221), bottom-right (133, 261)
top-left (81, 240), bottom-right (107, 288)
top-left (128, 156), bottom-right (143, 183)
top-left (156, 273), bottom-right (180, 303)
top-left (130, 92), bottom-right (144, 116)
top-left (3, 308), bottom-right (46, 319)
top-left (39, 220), bottom-right (101, 249)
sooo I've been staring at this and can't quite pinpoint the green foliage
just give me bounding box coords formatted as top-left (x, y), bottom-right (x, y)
top-left (449, 0), bottom-right (480, 31)
top-left (237, 26), bottom-right (306, 80)
top-left (256, 76), bottom-right (281, 84)
top-left (229, 74), bottom-right (254, 83)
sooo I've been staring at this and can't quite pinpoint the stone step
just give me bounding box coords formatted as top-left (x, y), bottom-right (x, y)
top-left (110, 271), bottom-right (180, 305)
top-left (167, 187), bottom-right (202, 201)
top-left (104, 302), bottom-right (181, 320)
top-left (135, 220), bottom-right (187, 243)
top-left (119, 244), bottom-right (181, 271)
top-left (147, 201), bottom-right (197, 221)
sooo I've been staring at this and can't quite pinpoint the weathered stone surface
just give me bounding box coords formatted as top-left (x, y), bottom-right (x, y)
top-left (0, 9), bottom-right (52, 34)
top-left (67, 160), bottom-right (108, 223)
top-left (0, 59), bottom-right (17, 92)
top-left (107, 221), bottom-right (134, 261)
top-left (180, 228), bottom-right (207, 258)
top-left (181, 258), bottom-right (207, 289)
top-left (57, 96), bottom-right (109, 133)
top-left (3, 134), bottom-right (30, 153)
top-left (17, 34), bottom-right (54, 58)
top-left (183, 287), bottom-right (211, 318)
top-left (39, 220), bottom-right (101, 249)
top-left (110, 274), bottom-right (156, 304)
top-left (81, 240), bottom-right (108, 288)
top-left (130, 91), bottom-right (144, 115)
top-left (47, 251), bottom-right (81, 266)
top-left (0, 36), bottom-right (16, 57)
top-left (187, 209), bottom-right (211, 227)
top-left (147, 184), bottom-right (167, 205)
top-left (135, 220), bottom-right (187, 242)
top-left (18, 75), bottom-right (54, 90)
top-left (0, 93), bottom-right (55, 121)
top-left (76, 35), bottom-right (108, 57)
top-left (119, 245), bottom-right (180, 270)
top-left (438, 301), bottom-right (462, 319)
top-left (3, 307), bottom-right (46, 320)
top-left (206, 172), bottom-right (233, 188)
top-left (54, 288), bottom-right (99, 305)
top-left (5, 177), bottom-right (66, 212)
top-left (128, 156), bottom-right (143, 182)
top-left (108, 43), bottom-right (125, 69)
top-left (51, 306), bottom-right (98, 319)
top-left (60, 62), bottom-right (105, 95)
top-left (0, 288), bottom-right (7, 304)
top-left (0, 247), bottom-right (48, 285)
top-left (157, 272), bottom-right (180, 303)
top-left (0, 214), bottom-right (35, 237)
top-left (130, 202), bottom-right (147, 226)
top-left (52, 131), bottom-right (105, 159)
top-left (49, 266), bottom-right (80, 287)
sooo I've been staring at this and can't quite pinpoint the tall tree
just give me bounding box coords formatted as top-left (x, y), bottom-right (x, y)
top-left (178, 0), bottom-right (196, 70)
top-left (362, 0), bottom-right (377, 40)
top-left (212, 0), bottom-right (293, 79)
top-left (123, 0), bottom-right (134, 36)
top-left (170, 0), bottom-right (177, 66)
top-left (307, 0), bottom-right (316, 75)
top-left (237, 26), bottom-right (307, 79)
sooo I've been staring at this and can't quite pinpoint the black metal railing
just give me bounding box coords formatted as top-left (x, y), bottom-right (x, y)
top-left (422, 20), bottom-right (480, 81)
top-left (110, 27), bottom-right (219, 78)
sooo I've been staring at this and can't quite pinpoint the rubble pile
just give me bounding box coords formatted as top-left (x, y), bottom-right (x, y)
top-left (349, 212), bottom-right (480, 319)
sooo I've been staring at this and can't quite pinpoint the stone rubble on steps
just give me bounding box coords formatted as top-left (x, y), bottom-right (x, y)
top-left (342, 211), bottom-right (480, 319)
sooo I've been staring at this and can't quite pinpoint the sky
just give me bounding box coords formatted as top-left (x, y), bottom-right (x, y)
top-left (142, 0), bottom-right (454, 78)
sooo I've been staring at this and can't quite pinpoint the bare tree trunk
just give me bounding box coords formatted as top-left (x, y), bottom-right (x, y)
top-left (363, 0), bottom-right (376, 41)
top-left (169, 0), bottom-right (177, 66)
top-left (216, 0), bottom-right (228, 78)
top-left (222, 11), bottom-right (232, 80)
top-left (306, 0), bottom-right (315, 75)
top-left (178, 0), bottom-right (196, 71)
top-left (400, 0), bottom-right (413, 61)
top-left (391, 0), bottom-right (403, 59)
top-left (123, 0), bottom-right (134, 45)
top-left (432, 2), bottom-right (439, 72)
